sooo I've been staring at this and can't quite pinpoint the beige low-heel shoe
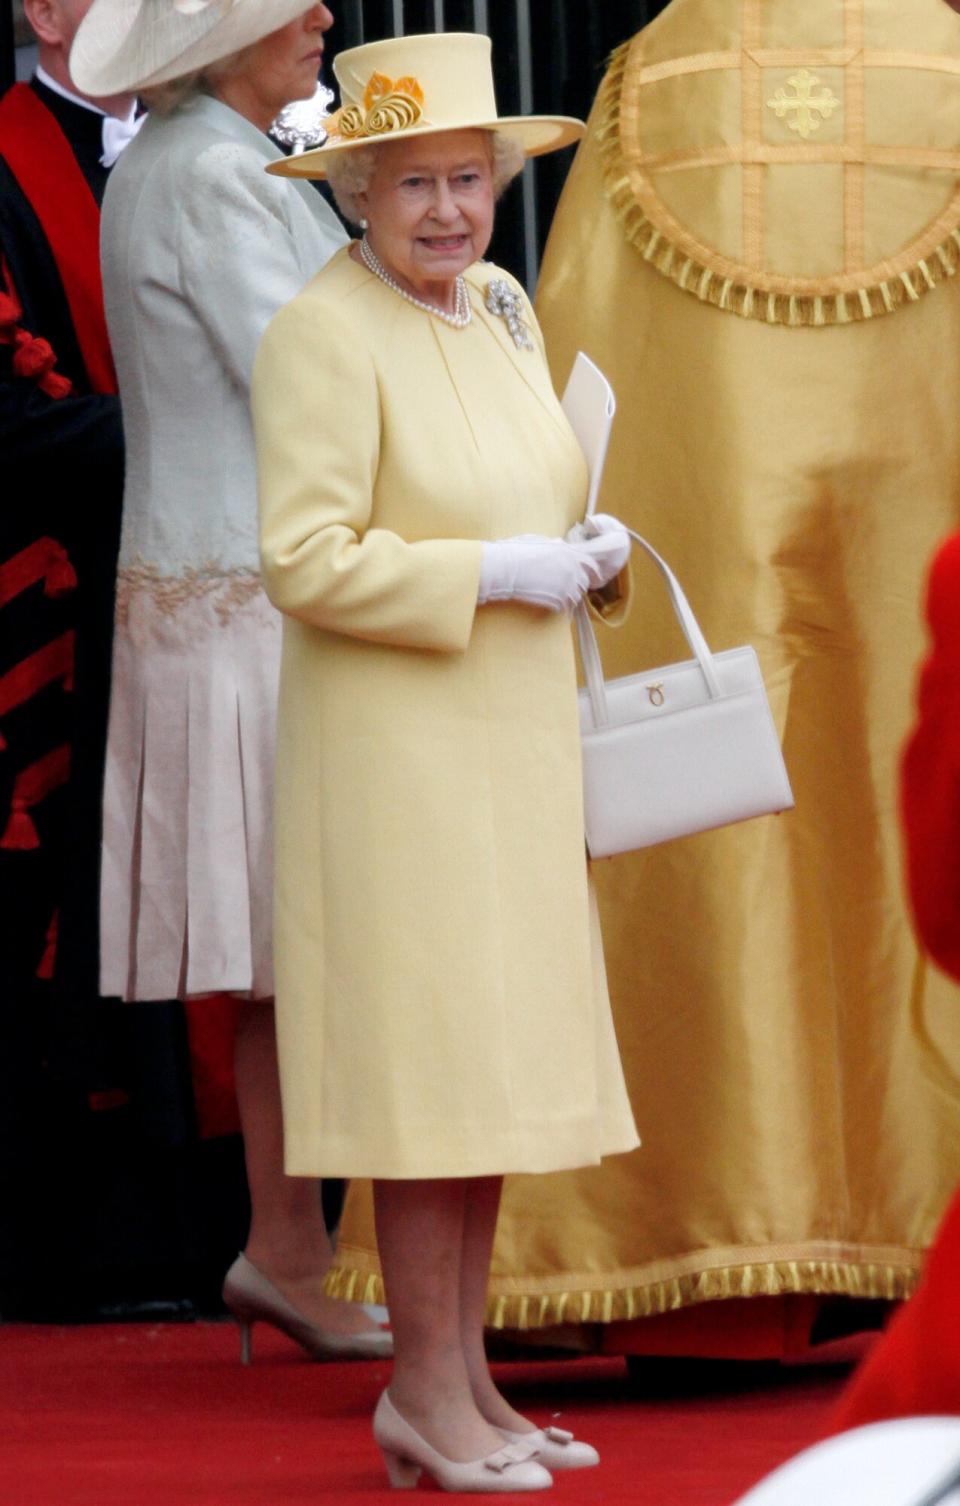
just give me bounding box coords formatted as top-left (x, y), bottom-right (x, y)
top-left (373, 1391), bottom-right (553, 1493)
top-left (222, 1252), bottom-right (393, 1364)
top-left (499, 1425), bottom-right (600, 1470)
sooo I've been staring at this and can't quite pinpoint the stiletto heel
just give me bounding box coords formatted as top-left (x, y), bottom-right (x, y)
top-left (379, 1446), bottom-right (423, 1490)
top-left (222, 1253), bottom-right (393, 1363)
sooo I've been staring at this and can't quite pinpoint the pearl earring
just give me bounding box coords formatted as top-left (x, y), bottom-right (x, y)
top-left (359, 217), bottom-right (369, 230)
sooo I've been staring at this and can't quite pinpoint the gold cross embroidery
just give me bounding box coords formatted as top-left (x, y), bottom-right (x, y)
top-left (766, 69), bottom-right (840, 139)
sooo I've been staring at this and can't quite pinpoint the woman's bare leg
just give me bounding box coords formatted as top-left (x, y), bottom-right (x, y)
top-left (236, 998), bottom-right (378, 1335)
top-left (459, 1176), bottom-right (536, 1432)
top-left (375, 1177), bottom-right (510, 1460)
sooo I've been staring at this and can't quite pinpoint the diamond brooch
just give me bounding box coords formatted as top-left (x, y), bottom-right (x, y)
top-left (485, 279), bottom-right (534, 350)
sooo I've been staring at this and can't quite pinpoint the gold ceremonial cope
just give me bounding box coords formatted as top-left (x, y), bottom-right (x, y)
top-left (327, 0), bottom-right (960, 1339)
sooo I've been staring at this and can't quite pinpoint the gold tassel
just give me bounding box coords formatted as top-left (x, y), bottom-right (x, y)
top-left (900, 270), bottom-right (920, 301)
top-left (326, 1254), bottom-right (921, 1329)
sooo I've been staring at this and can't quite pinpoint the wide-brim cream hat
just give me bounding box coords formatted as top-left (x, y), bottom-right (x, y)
top-left (70, 0), bottom-right (316, 97)
top-left (267, 32), bottom-right (584, 179)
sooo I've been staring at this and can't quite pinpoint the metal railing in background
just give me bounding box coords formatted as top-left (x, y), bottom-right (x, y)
top-left (327, 0), bottom-right (659, 289)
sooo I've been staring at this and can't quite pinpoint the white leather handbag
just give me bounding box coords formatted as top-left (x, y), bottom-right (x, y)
top-left (576, 530), bottom-right (794, 858)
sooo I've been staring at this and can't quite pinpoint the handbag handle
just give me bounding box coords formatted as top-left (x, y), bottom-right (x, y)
top-left (576, 528), bottom-right (722, 729)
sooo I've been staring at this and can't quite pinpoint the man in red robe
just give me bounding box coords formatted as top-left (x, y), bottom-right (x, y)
top-left (0, 1), bottom-right (144, 1309)
top-left (831, 532), bottom-right (960, 1430)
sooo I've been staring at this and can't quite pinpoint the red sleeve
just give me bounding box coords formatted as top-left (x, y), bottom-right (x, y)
top-left (899, 532), bottom-right (960, 983)
top-left (830, 1188), bottom-right (960, 1431)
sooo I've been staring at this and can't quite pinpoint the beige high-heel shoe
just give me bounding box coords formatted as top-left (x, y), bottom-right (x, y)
top-left (222, 1252), bottom-right (393, 1364)
top-left (499, 1425), bottom-right (599, 1470)
top-left (373, 1390), bottom-right (553, 1493)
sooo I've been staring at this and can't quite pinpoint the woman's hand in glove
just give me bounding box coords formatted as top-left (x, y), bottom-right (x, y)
top-left (478, 534), bottom-right (600, 613)
top-left (566, 513), bottom-right (632, 589)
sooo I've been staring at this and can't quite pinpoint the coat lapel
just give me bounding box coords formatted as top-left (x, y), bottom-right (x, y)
top-left (466, 265), bottom-right (570, 438)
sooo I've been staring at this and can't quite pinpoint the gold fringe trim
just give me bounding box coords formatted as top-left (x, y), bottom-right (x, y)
top-left (325, 1255), bottom-right (920, 1331)
top-left (597, 40), bottom-right (960, 328)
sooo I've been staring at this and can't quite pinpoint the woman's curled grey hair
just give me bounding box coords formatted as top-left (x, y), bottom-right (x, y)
top-left (326, 132), bottom-right (525, 226)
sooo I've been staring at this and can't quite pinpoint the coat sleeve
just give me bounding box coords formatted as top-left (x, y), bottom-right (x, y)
top-left (253, 293), bottom-right (483, 653)
top-left (899, 531), bottom-right (960, 982)
top-left (177, 142), bottom-right (347, 394)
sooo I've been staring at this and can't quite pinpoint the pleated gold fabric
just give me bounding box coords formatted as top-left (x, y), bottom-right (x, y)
top-left (327, 0), bottom-right (960, 1328)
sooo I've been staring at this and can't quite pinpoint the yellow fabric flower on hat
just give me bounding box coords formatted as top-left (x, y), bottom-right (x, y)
top-left (335, 72), bottom-right (426, 139)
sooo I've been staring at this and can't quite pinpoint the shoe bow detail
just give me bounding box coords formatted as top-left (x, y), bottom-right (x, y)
top-left (484, 1441), bottom-right (542, 1473)
top-left (544, 1427), bottom-right (574, 1445)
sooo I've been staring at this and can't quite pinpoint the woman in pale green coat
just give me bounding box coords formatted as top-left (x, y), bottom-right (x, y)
top-left (253, 32), bottom-right (638, 1494)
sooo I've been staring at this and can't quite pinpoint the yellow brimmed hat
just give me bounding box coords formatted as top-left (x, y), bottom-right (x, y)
top-left (267, 32), bottom-right (584, 179)
top-left (70, 0), bottom-right (317, 98)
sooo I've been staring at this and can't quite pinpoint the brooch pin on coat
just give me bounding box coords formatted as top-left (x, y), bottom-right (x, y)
top-left (485, 279), bottom-right (534, 350)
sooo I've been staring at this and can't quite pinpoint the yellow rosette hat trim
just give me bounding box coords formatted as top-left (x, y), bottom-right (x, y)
top-left (597, 0), bottom-right (960, 327)
top-left (336, 72), bottom-right (426, 139)
top-left (267, 32), bottom-right (584, 178)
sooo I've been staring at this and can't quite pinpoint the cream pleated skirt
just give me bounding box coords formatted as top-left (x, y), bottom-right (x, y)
top-left (100, 576), bottom-right (280, 1001)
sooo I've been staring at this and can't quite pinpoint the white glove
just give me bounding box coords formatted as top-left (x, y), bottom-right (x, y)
top-left (477, 534), bottom-right (597, 613)
top-left (566, 513), bottom-right (632, 588)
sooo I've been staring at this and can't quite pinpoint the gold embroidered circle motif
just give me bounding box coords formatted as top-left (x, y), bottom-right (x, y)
top-left (601, 1), bottom-right (960, 326)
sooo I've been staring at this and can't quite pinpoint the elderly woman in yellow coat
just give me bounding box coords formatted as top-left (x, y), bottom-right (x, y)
top-left (252, 32), bottom-right (638, 1494)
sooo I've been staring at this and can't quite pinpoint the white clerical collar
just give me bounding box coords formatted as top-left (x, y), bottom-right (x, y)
top-left (36, 64), bottom-right (143, 167)
top-left (36, 63), bottom-right (140, 129)
top-left (36, 64), bottom-right (109, 119)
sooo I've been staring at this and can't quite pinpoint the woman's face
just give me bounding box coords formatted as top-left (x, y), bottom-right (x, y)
top-left (221, 4), bottom-right (333, 127)
top-left (359, 129), bottom-right (496, 302)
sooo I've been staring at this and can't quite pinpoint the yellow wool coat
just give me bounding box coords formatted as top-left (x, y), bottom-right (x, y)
top-left (252, 247), bottom-right (639, 1180)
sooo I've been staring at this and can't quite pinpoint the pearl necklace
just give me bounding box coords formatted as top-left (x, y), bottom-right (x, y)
top-left (360, 235), bottom-right (472, 329)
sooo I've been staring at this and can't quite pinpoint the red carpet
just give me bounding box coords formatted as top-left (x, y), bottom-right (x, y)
top-left (3, 1323), bottom-right (859, 1504)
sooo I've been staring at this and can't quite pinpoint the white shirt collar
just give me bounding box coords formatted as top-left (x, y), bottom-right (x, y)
top-left (35, 64), bottom-right (138, 127)
top-left (35, 64), bottom-right (108, 118)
